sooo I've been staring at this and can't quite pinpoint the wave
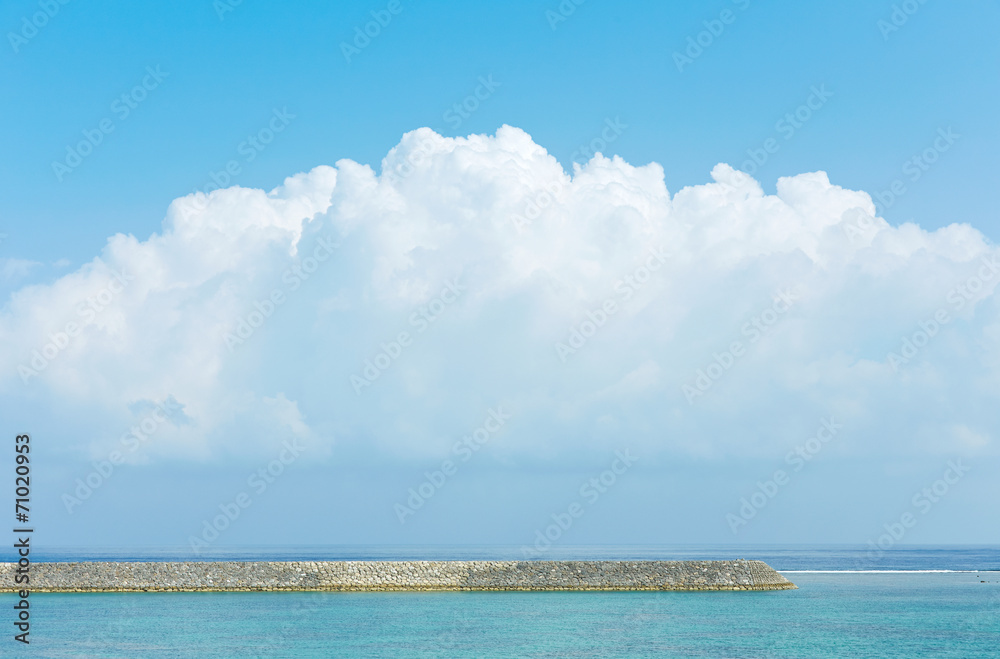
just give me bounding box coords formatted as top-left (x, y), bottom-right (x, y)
top-left (779, 569), bottom-right (991, 573)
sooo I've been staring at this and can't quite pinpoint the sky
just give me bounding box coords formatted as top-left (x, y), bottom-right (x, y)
top-left (1, 0), bottom-right (998, 553)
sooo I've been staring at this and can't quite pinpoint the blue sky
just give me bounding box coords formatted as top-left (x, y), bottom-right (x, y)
top-left (1, 0), bottom-right (998, 551)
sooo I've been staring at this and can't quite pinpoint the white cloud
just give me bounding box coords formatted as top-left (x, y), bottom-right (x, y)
top-left (1, 257), bottom-right (42, 282)
top-left (1, 126), bottom-right (997, 463)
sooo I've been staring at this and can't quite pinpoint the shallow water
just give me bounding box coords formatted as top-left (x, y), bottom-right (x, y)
top-left (3, 571), bottom-right (998, 657)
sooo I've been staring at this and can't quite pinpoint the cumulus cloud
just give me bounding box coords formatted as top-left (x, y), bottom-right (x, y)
top-left (1, 125), bottom-right (997, 464)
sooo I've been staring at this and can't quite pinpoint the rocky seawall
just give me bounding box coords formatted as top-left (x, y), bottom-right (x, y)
top-left (0, 560), bottom-right (795, 592)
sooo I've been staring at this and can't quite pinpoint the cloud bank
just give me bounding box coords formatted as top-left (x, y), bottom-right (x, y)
top-left (2, 125), bottom-right (997, 465)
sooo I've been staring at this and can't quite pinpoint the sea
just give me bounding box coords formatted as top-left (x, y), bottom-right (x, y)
top-left (2, 545), bottom-right (998, 658)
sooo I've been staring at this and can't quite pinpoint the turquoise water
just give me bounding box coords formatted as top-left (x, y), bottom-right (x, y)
top-left (4, 572), bottom-right (999, 657)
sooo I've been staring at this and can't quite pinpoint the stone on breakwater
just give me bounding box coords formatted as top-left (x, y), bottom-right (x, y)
top-left (0, 560), bottom-right (795, 592)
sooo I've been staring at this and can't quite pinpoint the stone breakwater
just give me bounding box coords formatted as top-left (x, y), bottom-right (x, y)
top-left (0, 560), bottom-right (794, 592)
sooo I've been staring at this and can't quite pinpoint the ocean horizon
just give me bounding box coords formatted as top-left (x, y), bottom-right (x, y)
top-left (6, 544), bottom-right (999, 571)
